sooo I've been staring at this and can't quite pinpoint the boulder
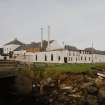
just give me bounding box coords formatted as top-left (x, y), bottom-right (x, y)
top-left (87, 86), bottom-right (98, 95)
top-left (98, 87), bottom-right (105, 98)
top-left (86, 95), bottom-right (98, 105)
top-left (95, 78), bottom-right (103, 88)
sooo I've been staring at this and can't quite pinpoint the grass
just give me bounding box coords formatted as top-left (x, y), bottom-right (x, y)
top-left (37, 63), bottom-right (105, 73)
top-left (20, 63), bottom-right (105, 80)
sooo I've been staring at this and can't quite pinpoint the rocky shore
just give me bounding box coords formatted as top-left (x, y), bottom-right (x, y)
top-left (14, 69), bottom-right (105, 105)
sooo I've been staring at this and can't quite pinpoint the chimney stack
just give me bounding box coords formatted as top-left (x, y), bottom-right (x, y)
top-left (48, 25), bottom-right (50, 50)
top-left (40, 27), bottom-right (43, 49)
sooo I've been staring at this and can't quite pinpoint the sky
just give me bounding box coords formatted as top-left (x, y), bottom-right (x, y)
top-left (0, 0), bottom-right (105, 50)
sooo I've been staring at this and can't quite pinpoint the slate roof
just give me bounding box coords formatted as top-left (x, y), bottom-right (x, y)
top-left (64, 45), bottom-right (78, 51)
top-left (5, 38), bottom-right (24, 45)
top-left (84, 48), bottom-right (105, 55)
top-left (14, 40), bottom-right (54, 51)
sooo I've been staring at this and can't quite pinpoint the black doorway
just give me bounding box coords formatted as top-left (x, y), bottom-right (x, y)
top-left (64, 57), bottom-right (68, 63)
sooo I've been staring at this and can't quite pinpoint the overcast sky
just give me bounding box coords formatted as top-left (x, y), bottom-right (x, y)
top-left (0, 0), bottom-right (105, 50)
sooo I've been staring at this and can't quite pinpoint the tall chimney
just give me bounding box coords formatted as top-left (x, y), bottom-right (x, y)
top-left (48, 25), bottom-right (50, 50)
top-left (40, 27), bottom-right (43, 49)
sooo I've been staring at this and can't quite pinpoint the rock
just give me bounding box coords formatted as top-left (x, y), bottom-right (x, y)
top-left (97, 73), bottom-right (105, 78)
top-left (60, 84), bottom-right (73, 90)
top-left (95, 78), bottom-right (103, 88)
top-left (82, 82), bottom-right (94, 89)
top-left (86, 95), bottom-right (98, 105)
top-left (87, 86), bottom-right (98, 95)
top-left (98, 87), bottom-right (105, 98)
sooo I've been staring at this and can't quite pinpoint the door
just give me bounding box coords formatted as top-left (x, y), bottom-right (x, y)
top-left (64, 57), bottom-right (68, 63)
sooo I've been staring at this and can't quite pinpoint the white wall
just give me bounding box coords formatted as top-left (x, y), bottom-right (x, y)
top-left (0, 55), bottom-right (4, 60)
top-left (67, 51), bottom-right (92, 63)
top-left (29, 50), bottom-right (68, 63)
top-left (14, 50), bottom-right (105, 64)
top-left (93, 54), bottom-right (105, 63)
top-left (14, 50), bottom-right (26, 56)
top-left (3, 44), bottom-right (20, 54)
top-left (16, 50), bottom-right (67, 63)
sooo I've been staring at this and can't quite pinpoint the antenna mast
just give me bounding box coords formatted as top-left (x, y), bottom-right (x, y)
top-left (92, 41), bottom-right (94, 63)
top-left (40, 27), bottom-right (43, 50)
top-left (48, 25), bottom-right (50, 50)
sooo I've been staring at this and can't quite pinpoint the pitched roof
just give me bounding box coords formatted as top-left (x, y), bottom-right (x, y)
top-left (84, 48), bottom-right (105, 55)
top-left (5, 38), bottom-right (24, 45)
top-left (64, 45), bottom-right (78, 51)
top-left (14, 40), bottom-right (54, 51)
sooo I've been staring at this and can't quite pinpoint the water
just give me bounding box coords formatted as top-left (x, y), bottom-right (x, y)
top-left (0, 76), bottom-right (49, 105)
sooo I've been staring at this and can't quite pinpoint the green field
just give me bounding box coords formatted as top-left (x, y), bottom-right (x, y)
top-left (34, 63), bottom-right (105, 73)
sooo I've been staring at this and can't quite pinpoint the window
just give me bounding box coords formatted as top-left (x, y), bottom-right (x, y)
top-left (45, 54), bottom-right (47, 61)
top-left (36, 55), bottom-right (37, 61)
top-left (81, 56), bottom-right (83, 60)
top-left (58, 56), bottom-right (61, 61)
top-left (89, 57), bottom-right (91, 61)
top-left (71, 57), bottom-right (72, 61)
top-left (51, 54), bottom-right (53, 61)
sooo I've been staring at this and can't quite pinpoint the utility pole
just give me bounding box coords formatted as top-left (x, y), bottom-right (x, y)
top-left (92, 41), bottom-right (94, 63)
top-left (48, 25), bottom-right (50, 50)
top-left (40, 27), bottom-right (43, 50)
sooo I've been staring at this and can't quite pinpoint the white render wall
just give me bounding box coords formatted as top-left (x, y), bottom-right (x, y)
top-left (3, 44), bottom-right (20, 54)
top-left (67, 51), bottom-right (92, 63)
top-left (93, 54), bottom-right (105, 63)
top-left (15, 50), bottom-right (105, 64)
top-left (25, 50), bottom-right (68, 63)
top-left (0, 55), bottom-right (4, 60)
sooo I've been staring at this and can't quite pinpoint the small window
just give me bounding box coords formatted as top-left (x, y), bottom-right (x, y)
top-left (81, 57), bottom-right (83, 60)
top-left (58, 56), bottom-right (61, 61)
top-left (71, 57), bottom-right (72, 61)
top-left (51, 54), bottom-right (53, 61)
top-left (89, 57), bottom-right (91, 61)
top-left (45, 54), bottom-right (47, 61)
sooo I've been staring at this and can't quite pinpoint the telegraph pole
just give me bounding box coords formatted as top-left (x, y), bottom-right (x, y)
top-left (48, 25), bottom-right (50, 50)
top-left (92, 41), bottom-right (94, 63)
top-left (40, 27), bottom-right (43, 50)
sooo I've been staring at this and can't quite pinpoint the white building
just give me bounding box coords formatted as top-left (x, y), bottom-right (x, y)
top-left (0, 38), bottom-right (24, 60)
top-left (1, 38), bottom-right (105, 64)
top-left (14, 41), bottom-right (105, 64)
top-left (2, 38), bottom-right (24, 54)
